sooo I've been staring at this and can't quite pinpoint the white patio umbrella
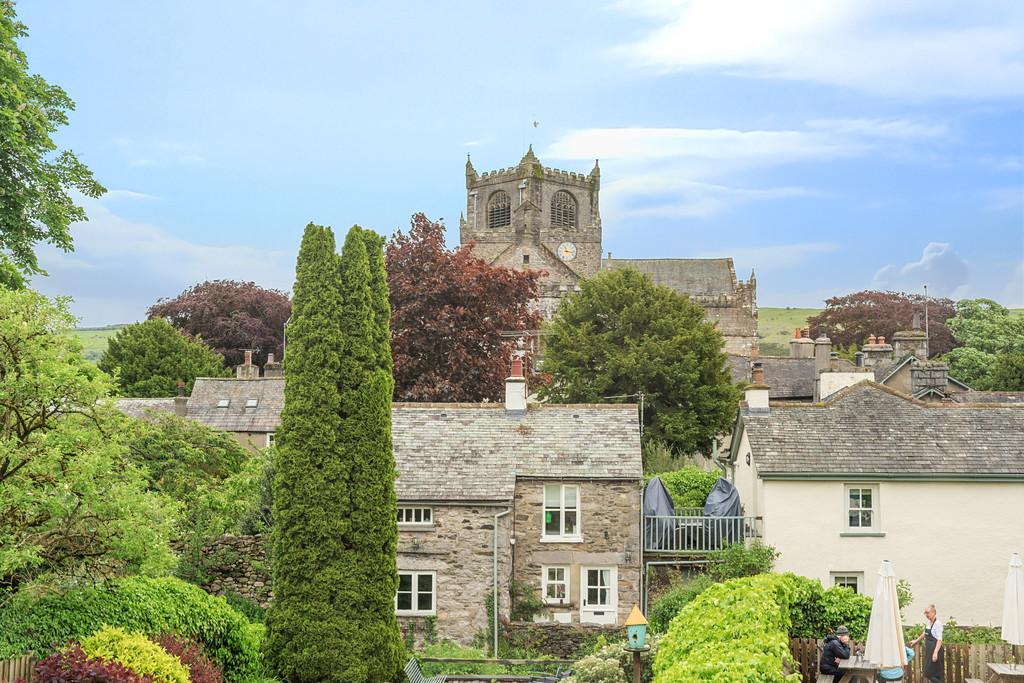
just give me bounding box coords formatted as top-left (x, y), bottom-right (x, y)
top-left (1002, 552), bottom-right (1024, 662)
top-left (864, 560), bottom-right (908, 668)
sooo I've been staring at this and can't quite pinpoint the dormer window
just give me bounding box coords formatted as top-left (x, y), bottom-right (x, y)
top-left (487, 190), bottom-right (511, 228)
top-left (551, 191), bottom-right (576, 229)
top-left (217, 399), bottom-right (230, 408)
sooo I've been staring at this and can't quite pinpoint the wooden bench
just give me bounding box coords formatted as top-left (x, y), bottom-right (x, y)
top-left (405, 658), bottom-right (447, 683)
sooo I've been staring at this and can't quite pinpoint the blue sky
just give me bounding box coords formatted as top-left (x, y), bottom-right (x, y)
top-left (19, 0), bottom-right (1024, 325)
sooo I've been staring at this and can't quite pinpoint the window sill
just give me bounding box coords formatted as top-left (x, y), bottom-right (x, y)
top-left (398, 524), bottom-right (435, 532)
top-left (540, 536), bottom-right (583, 544)
top-left (840, 531), bottom-right (886, 537)
top-left (543, 601), bottom-right (575, 608)
top-left (397, 612), bottom-right (436, 617)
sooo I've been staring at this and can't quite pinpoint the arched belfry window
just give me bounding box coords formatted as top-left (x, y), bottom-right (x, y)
top-left (487, 191), bottom-right (511, 228)
top-left (551, 191), bottom-right (576, 229)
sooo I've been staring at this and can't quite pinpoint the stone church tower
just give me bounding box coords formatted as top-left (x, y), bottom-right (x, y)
top-left (460, 148), bottom-right (759, 355)
top-left (459, 146), bottom-right (600, 317)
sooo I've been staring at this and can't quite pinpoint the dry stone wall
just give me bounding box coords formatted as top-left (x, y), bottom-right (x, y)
top-left (198, 534), bottom-right (272, 607)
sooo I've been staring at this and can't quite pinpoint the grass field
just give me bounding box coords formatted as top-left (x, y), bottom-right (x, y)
top-left (72, 326), bottom-right (123, 362)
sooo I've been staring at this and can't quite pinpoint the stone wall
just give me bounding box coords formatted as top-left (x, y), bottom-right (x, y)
top-left (397, 503), bottom-right (513, 646)
top-left (505, 622), bottom-right (621, 658)
top-left (513, 480), bottom-right (642, 626)
top-left (199, 534), bottom-right (272, 607)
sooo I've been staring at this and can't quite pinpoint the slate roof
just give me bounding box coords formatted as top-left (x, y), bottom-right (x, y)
top-left (952, 391), bottom-right (1024, 404)
top-left (392, 403), bottom-right (642, 501)
top-left (187, 377), bottom-right (285, 433)
top-left (738, 381), bottom-right (1024, 478)
top-left (116, 398), bottom-right (175, 419)
top-left (727, 355), bottom-right (817, 400)
top-left (602, 258), bottom-right (738, 298)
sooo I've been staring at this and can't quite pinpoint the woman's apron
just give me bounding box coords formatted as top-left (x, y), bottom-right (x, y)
top-left (924, 620), bottom-right (944, 682)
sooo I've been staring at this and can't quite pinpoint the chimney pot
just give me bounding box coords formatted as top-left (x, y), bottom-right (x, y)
top-left (855, 351), bottom-right (864, 367)
top-left (868, 334), bottom-right (877, 345)
top-left (801, 328), bottom-right (810, 339)
top-left (505, 357), bottom-right (527, 412)
top-left (751, 361), bottom-right (765, 385)
top-left (176, 379), bottom-right (185, 397)
top-left (267, 353), bottom-right (275, 364)
top-left (244, 349), bottom-right (253, 365)
top-left (794, 328), bottom-right (801, 339)
top-left (878, 335), bottom-right (886, 345)
top-left (750, 345), bottom-right (759, 360)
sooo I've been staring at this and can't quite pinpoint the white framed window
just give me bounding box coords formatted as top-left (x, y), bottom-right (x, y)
top-left (265, 432), bottom-right (275, 448)
top-left (845, 484), bottom-right (879, 531)
top-left (543, 484), bottom-right (581, 540)
top-left (397, 507), bottom-right (433, 527)
top-left (245, 398), bottom-right (258, 409)
top-left (580, 566), bottom-right (617, 624)
top-left (542, 566), bottom-right (570, 605)
top-left (830, 572), bottom-right (865, 594)
top-left (216, 399), bottom-right (230, 408)
top-left (396, 571), bottom-right (435, 615)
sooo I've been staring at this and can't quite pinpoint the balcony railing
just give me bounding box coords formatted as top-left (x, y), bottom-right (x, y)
top-left (644, 514), bottom-right (763, 554)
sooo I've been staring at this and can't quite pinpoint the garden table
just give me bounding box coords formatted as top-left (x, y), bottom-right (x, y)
top-left (986, 662), bottom-right (1024, 682)
top-left (836, 655), bottom-right (880, 683)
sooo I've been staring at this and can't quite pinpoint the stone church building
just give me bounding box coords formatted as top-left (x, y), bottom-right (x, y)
top-left (459, 148), bottom-right (758, 355)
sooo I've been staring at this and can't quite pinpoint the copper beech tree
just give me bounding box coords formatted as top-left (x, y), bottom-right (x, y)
top-left (385, 213), bottom-right (542, 402)
top-left (807, 290), bottom-right (957, 357)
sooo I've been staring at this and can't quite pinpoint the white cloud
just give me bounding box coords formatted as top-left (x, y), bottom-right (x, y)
top-left (113, 137), bottom-right (206, 167)
top-left (979, 155), bottom-right (1024, 172)
top-left (614, 0), bottom-right (1024, 98)
top-left (806, 118), bottom-right (949, 139)
top-left (32, 200), bottom-right (296, 326)
top-left (872, 242), bottom-right (970, 298)
top-left (102, 189), bottom-right (160, 201)
top-left (602, 176), bottom-right (818, 219)
top-left (696, 242), bottom-right (839, 270)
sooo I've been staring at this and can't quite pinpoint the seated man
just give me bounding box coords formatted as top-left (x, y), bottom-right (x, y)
top-left (877, 646), bottom-right (915, 682)
top-left (818, 625), bottom-right (853, 681)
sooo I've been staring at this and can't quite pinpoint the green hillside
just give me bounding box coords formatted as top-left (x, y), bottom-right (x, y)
top-left (757, 308), bottom-right (820, 355)
top-left (72, 326), bottom-right (123, 362)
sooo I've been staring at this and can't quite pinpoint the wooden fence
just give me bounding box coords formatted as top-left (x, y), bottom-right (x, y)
top-left (791, 638), bottom-right (1022, 682)
top-left (0, 654), bottom-right (35, 683)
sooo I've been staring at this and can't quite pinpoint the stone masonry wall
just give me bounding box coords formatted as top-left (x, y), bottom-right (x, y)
top-left (513, 479), bottom-right (642, 626)
top-left (199, 534), bottom-right (272, 607)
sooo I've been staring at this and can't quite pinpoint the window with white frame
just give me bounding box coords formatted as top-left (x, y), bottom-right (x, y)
top-left (830, 572), bottom-right (865, 594)
top-left (845, 484), bottom-right (878, 531)
top-left (396, 571), bottom-right (435, 615)
top-left (543, 484), bottom-right (580, 539)
top-left (265, 432), bottom-right (275, 448)
top-left (580, 566), bottom-right (617, 624)
top-left (542, 566), bottom-right (569, 605)
top-left (397, 507), bottom-right (433, 527)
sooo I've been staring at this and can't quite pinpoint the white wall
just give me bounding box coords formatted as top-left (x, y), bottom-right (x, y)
top-left (818, 373), bottom-right (872, 400)
top-left (761, 479), bottom-right (1024, 626)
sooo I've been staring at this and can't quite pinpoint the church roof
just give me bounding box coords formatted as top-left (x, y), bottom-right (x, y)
top-left (602, 257), bottom-right (739, 298)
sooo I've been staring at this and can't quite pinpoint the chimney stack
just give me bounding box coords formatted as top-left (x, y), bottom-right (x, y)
top-left (505, 356), bottom-right (527, 413)
top-left (174, 380), bottom-right (188, 417)
top-left (745, 361), bottom-right (770, 412)
top-left (790, 327), bottom-right (815, 358)
top-left (860, 334), bottom-right (894, 368)
top-left (263, 352), bottom-right (284, 378)
top-left (814, 333), bottom-right (832, 375)
top-left (236, 349), bottom-right (260, 380)
top-left (892, 327), bottom-right (928, 360)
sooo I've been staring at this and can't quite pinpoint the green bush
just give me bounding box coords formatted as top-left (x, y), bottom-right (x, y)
top-left (223, 591), bottom-right (266, 624)
top-left (81, 626), bottom-right (191, 683)
top-left (568, 634), bottom-right (661, 683)
top-left (653, 575), bottom-right (800, 683)
top-left (708, 541), bottom-right (780, 581)
top-left (781, 573), bottom-right (872, 640)
top-left (658, 466), bottom-right (720, 510)
top-left (648, 576), bottom-right (713, 633)
top-left (0, 576), bottom-right (262, 682)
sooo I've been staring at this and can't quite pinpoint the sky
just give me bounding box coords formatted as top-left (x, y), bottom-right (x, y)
top-left (18, 0), bottom-right (1024, 326)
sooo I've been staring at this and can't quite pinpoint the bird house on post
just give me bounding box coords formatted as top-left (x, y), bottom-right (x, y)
top-left (625, 605), bottom-right (648, 651)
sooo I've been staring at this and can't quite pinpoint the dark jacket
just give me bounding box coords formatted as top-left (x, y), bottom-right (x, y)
top-left (819, 635), bottom-right (851, 675)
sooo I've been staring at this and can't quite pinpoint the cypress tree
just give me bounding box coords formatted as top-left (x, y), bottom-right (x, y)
top-left (267, 224), bottom-right (354, 682)
top-left (337, 227), bottom-right (404, 680)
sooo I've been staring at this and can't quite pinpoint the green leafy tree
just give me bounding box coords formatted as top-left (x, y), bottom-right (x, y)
top-left (0, 3), bottom-right (105, 288)
top-left (944, 298), bottom-right (1024, 389)
top-left (99, 318), bottom-right (229, 397)
top-left (0, 289), bottom-right (175, 591)
top-left (539, 268), bottom-right (740, 455)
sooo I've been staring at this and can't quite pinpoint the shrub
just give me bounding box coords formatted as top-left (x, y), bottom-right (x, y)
top-left (708, 541), bottom-right (780, 581)
top-left (31, 644), bottom-right (153, 683)
top-left (658, 467), bottom-right (720, 510)
top-left (648, 576), bottom-right (713, 633)
top-left (82, 627), bottom-right (190, 683)
top-left (781, 573), bottom-right (872, 640)
top-left (155, 634), bottom-right (224, 683)
top-left (0, 576), bottom-right (262, 682)
top-left (567, 655), bottom-right (623, 683)
top-left (653, 575), bottom-right (800, 682)
top-left (567, 635), bottom-right (661, 683)
top-left (222, 592), bottom-right (265, 624)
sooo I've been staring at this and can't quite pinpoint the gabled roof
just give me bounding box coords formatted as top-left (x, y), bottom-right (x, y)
top-left (602, 258), bottom-right (738, 298)
top-left (736, 381), bottom-right (1024, 479)
top-left (187, 377), bottom-right (285, 433)
top-left (952, 391), bottom-right (1024, 404)
top-left (392, 403), bottom-right (642, 501)
top-left (729, 355), bottom-right (818, 399)
top-left (874, 353), bottom-right (972, 390)
top-left (116, 398), bottom-right (175, 420)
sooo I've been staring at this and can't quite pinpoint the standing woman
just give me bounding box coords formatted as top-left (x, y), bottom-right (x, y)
top-left (909, 604), bottom-right (944, 682)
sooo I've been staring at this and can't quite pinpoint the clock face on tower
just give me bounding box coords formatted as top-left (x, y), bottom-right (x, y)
top-left (558, 242), bottom-right (577, 261)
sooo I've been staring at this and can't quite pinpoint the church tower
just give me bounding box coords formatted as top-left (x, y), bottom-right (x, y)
top-left (459, 147), bottom-right (601, 317)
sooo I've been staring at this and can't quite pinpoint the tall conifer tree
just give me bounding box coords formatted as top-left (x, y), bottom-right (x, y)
top-left (268, 224), bottom-right (353, 681)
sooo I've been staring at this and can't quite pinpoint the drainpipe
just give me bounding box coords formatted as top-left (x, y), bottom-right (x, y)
top-left (493, 508), bottom-right (511, 658)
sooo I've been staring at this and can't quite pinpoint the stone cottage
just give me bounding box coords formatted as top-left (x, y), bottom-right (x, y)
top-left (118, 359), bottom-right (643, 644)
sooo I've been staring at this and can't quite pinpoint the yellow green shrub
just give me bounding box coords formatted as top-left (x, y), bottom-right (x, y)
top-left (81, 626), bottom-right (190, 683)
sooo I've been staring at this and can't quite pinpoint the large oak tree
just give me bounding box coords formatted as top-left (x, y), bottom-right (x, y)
top-left (385, 213), bottom-right (541, 402)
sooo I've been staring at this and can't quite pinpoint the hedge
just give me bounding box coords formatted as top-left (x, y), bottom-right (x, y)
top-left (658, 467), bottom-right (720, 510)
top-left (0, 576), bottom-right (262, 682)
top-left (654, 574), bottom-right (800, 683)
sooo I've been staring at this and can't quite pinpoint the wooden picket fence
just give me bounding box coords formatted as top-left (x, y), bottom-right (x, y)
top-left (790, 638), bottom-right (1022, 682)
top-left (0, 654), bottom-right (35, 683)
